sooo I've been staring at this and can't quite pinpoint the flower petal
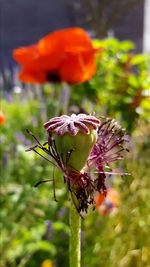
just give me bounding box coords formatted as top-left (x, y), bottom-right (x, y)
top-left (38, 27), bottom-right (94, 55)
top-left (13, 45), bottom-right (39, 66)
top-left (19, 69), bottom-right (47, 83)
top-left (59, 50), bottom-right (96, 83)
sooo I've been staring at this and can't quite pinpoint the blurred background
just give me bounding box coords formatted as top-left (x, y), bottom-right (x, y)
top-left (0, 0), bottom-right (150, 267)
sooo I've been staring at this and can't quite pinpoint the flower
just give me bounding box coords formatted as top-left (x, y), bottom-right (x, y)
top-left (13, 28), bottom-right (100, 84)
top-left (0, 111), bottom-right (6, 125)
top-left (26, 114), bottom-right (128, 213)
top-left (95, 188), bottom-right (120, 215)
top-left (41, 259), bottom-right (54, 267)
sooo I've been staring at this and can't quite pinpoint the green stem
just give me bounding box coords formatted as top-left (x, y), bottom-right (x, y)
top-left (69, 196), bottom-right (81, 267)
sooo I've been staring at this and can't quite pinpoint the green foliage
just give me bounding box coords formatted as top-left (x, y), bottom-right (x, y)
top-left (0, 94), bottom-right (69, 267)
top-left (71, 38), bottom-right (150, 132)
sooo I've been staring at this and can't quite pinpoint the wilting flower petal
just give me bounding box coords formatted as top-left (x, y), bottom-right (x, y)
top-left (88, 119), bottom-right (128, 168)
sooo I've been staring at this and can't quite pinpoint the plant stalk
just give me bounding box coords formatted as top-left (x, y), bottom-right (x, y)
top-left (69, 196), bottom-right (81, 267)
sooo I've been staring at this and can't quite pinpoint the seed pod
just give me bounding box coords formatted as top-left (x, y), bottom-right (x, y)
top-left (44, 114), bottom-right (100, 172)
top-left (53, 129), bottom-right (97, 171)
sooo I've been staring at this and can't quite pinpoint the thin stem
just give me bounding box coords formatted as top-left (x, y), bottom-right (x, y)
top-left (69, 195), bottom-right (81, 267)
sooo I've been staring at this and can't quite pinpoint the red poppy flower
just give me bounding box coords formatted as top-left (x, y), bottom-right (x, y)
top-left (13, 28), bottom-right (100, 84)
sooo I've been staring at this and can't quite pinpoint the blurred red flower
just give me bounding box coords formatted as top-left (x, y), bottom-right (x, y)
top-left (95, 188), bottom-right (120, 216)
top-left (13, 28), bottom-right (100, 84)
top-left (0, 111), bottom-right (6, 125)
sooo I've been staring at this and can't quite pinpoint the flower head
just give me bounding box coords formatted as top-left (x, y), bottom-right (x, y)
top-left (13, 28), bottom-right (100, 84)
top-left (27, 114), bottom-right (128, 214)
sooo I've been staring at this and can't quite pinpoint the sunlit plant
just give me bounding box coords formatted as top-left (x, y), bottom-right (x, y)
top-left (26, 113), bottom-right (128, 267)
top-left (13, 27), bottom-right (129, 267)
